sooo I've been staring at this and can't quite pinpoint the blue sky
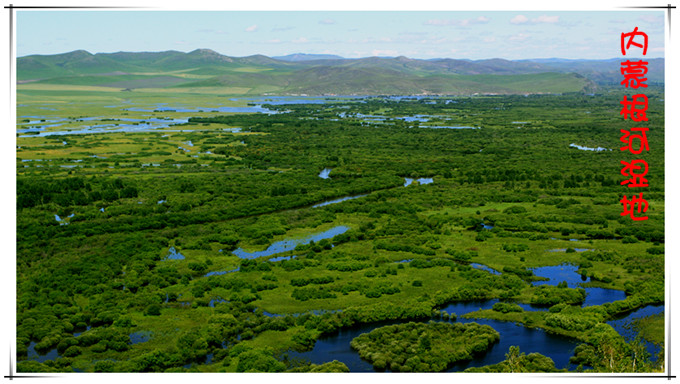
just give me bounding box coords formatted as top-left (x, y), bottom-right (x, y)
top-left (16, 10), bottom-right (664, 60)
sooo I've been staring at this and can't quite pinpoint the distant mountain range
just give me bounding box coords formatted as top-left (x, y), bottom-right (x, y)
top-left (273, 53), bottom-right (346, 62)
top-left (17, 49), bottom-right (664, 95)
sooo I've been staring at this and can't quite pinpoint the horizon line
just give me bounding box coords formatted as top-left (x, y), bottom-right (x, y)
top-left (16, 48), bottom-right (665, 62)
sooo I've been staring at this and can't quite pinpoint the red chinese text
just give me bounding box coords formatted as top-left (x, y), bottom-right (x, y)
top-left (620, 60), bottom-right (649, 88)
top-left (620, 193), bottom-right (649, 221)
top-left (620, 159), bottom-right (649, 188)
top-left (619, 94), bottom-right (648, 122)
top-left (621, 26), bottom-right (648, 55)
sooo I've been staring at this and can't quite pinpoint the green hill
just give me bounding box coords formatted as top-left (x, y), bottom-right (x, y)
top-left (17, 49), bottom-right (658, 95)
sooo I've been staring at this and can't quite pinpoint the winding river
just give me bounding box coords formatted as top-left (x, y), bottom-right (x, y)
top-left (285, 264), bottom-right (661, 372)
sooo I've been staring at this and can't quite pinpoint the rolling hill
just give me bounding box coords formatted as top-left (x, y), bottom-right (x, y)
top-left (17, 49), bottom-right (664, 95)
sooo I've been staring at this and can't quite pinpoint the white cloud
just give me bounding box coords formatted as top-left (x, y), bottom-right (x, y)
top-left (510, 15), bottom-right (529, 24)
top-left (245, 25), bottom-right (258, 32)
top-left (319, 19), bottom-right (336, 25)
top-left (534, 15), bottom-right (559, 24)
top-left (511, 14), bottom-right (559, 25)
top-left (424, 16), bottom-right (490, 27)
top-left (292, 37), bottom-right (309, 43)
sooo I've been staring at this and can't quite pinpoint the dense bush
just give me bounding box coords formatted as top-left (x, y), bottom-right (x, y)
top-left (530, 286), bottom-right (586, 306)
top-left (351, 322), bottom-right (500, 372)
top-left (492, 302), bottom-right (523, 313)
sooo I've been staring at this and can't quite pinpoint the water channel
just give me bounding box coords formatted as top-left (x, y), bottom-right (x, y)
top-left (286, 263), bottom-right (660, 372)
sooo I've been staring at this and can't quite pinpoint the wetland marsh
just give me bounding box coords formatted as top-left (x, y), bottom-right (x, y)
top-left (16, 87), bottom-right (665, 373)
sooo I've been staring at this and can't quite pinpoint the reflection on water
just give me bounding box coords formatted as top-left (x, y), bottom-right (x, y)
top-left (531, 264), bottom-right (587, 288)
top-left (204, 267), bottom-right (240, 277)
top-left (583, 287), bottom-right (627, 308)
top-left (318, 168), bottom-right (332, 179)
top-left (530, 264), bottom-right (627, 307)
top-left (419, 125), bottom-right (479, 129)
top-left (470, 263), bottom-right (501, 275)
top-left (232, 226), bottom-right (349, 259)
top-left (268, 255), bottom-right (297, 262)
top-left (55, 213), bottom-right (75, 226)
top-left (230, 96), bottom-right (366, 105)
top-left (607, 305), bottom-right (664, 360)
top-left (398, 115), bottom-right (432, 122)
top-left (404, 177), bottom-right (433, 187)
top-left (124, 104), bottom-right (278, 114)
top-left (570, 143), bottom-right (611, 152)
top-left (19, 117), bottom-right (190, 137)
top-left (209, 297), bottom-right (227, 307)
top-left (26, 342), bottom-right (60, 363)
top-left (312, 194), bottom-right (367, 208)
top-left (289, 307), bottom-right (580, 372)
top-left (165, 247), bottom-right (185, 260)
top-left (129, 331), bottom-right (152, 344)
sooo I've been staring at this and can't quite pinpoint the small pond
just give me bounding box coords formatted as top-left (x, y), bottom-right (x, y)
top-left (569, 143), bottom-right (611, 152)
top-left (530, 264), bottom-right (627, 307)
top-left (165, 247), bottom-right (186, 260)
top-left (54, 213), bottom-right (74, 226)
top-left (129, 331), bottom-right (153, 344)
top-left (26, 342), bottom-right (60, 363)
top-left (231, 226), bottom-right (349, 259)
top-left (209, 297), bottom-right (228, 307)
top-left (19, 117), bottom-right (189, 137)
top-left (312, 194), bottom-right (367, 208)
top-left (404, 177), bottom-right (433, 187)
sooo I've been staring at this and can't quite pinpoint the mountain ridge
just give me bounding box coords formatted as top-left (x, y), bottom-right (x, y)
top-left (17, 50), bottom-right (665, 95)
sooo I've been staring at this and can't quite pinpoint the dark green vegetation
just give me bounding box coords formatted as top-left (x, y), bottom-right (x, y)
top-left (350, 321), bottom-right (500, 371)
top-left (465, 346), bottom-right (562, 373)
top-left (17, 49), bottom-right (663, 95)
top-left (16, 86), bottom-right (664, 372)
top-left (633, 313), bottom-right (664, 346)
